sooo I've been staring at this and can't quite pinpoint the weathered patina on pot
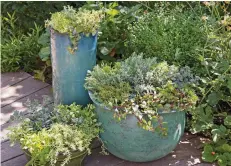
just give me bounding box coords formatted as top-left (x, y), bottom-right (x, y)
top-left (89, 92), bottom-right (185, 162)
top-left (51, 29), bottom-right (97, 106)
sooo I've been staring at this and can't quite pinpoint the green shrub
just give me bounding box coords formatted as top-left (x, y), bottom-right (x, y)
top-left (96, 2), bottom-right (142, 62)
top-left (1, 24), bottom-right (42, 73)
top-left (125, 7), bottom-right (208, 73)
top-left (33, 29), bottom-right (52, 83)
top-left (1, 2), bottom-right (86, 33)
top-left (1, 2), bottom-right (86, 74)
top-left (8, 97), bottom-right (100, 166)
top-left (186, 2), bottom-right (231, 165)
top-left (1, 12), bottom-right (23, 44)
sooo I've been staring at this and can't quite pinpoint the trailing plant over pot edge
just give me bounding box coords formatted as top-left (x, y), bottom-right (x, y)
top-left (7, 97), bottom-right (101, 166)
top-left (85, 54), bottom-right (200, 136)
top-left (45, 5), bottom-right (104, 54)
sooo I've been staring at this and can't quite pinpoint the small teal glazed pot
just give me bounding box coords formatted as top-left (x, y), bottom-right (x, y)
top-left (23, 149), bottom-right (87, 166)
top-left (51, 29), bottom-right (97, 106)
top-left (89, 92), bottom-right (185, 162)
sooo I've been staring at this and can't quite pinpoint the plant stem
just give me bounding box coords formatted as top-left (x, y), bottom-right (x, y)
top-left (137, 1), bottom-right (154, 12)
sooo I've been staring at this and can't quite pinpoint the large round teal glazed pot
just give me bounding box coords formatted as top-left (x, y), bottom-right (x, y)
top-left (89, 92), bottom-right (185, 162)
top-left (51, 29), bottom-right (97, 105)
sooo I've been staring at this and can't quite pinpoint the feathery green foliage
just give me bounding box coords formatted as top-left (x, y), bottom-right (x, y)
top-left (85, 54), bottom-right (199, 135)
top-left (1, 21), bottom-right (42, 73)
top-left (46, 5), bottom-right (104, 53)
top-left (8, 97), bottom-right (100, 166)
top-left (125, 9), bottom-right (208, 72)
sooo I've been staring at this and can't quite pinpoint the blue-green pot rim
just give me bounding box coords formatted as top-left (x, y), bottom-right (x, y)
top-left (50, 28), bottom-right (97, 37)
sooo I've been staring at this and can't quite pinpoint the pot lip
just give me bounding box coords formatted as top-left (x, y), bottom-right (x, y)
top-left (88, 91), bottom-right (182, 115)
top-left (50, 28), bottom-right (97, 37)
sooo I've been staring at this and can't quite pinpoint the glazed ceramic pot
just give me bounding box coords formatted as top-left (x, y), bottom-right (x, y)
top-left (51, 29), bottom-right (97, 106)
top-left (24, 149), bottom-right (87, 166)
top-left (89, 91), bottom-right (185, 162)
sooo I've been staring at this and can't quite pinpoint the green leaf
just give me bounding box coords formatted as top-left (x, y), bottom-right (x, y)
top-left (227, 78), bottom-right (231, 92)
top-left (39, 47), bottom-right (50, 61)
top-left (217, 153), bottom-right (231, 166)
top-left (107, 9), bottom-right (119, 17)
top-left (34, 70), bottom-right (45, 82)
top-left (109, 2), bottom-right (118, 9)
top-left (207, 92), bottom-right (220, 106)
top-left (216, 144), bottom-right (231, 153)
top-left (202, 144), bottom-right (217, 162)
top-left (217, 60), bottom-right (229, 72)
top-left (224, 116), bottom-right (231, 128)
top-left (38, 31), bottom-right (50, 46)
top-left (100, 47), bottom-right (110, 55)
top-left (200, 78), bottom-right (208, 84)
top-left (45, 60), bottom-right (51, 67)
top-left (190, 106), bottom-right (214, 133)
top-left (218, 154), bottom-right (228, 166)
top-left (148, 121), bottom-right (151, 126)
top-left (211, 125), bottom-right (227, 143)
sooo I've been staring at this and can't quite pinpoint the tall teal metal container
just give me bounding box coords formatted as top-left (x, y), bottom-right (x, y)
top-left (89, 92), bottom-right (185, 162)
top-left (51, 29), bottom-right (97, 105)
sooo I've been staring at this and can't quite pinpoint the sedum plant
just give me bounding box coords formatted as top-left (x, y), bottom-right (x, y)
top-left (8, 97), bottom-right (101, 166)
top-left (85, 54), bottom-right (199, 135)
top-left (46, 5), bottom-right (104, 53)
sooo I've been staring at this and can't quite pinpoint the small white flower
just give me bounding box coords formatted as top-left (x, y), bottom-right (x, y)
top-left (138, 114), bottom-right (143, 120)
top-left (124, 108), bottom-right (128, 113)
top-left (114, 108), bottom-right (119, 113)
top-left (132, 105), bottom-right (139, 112)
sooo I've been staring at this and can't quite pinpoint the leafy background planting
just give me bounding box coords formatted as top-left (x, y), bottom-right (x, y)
top-left (1, 1), bottom-right (231, 165)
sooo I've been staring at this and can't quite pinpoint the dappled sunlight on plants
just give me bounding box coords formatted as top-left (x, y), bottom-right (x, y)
top-left (1, 1), bottom-right (231, 166)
